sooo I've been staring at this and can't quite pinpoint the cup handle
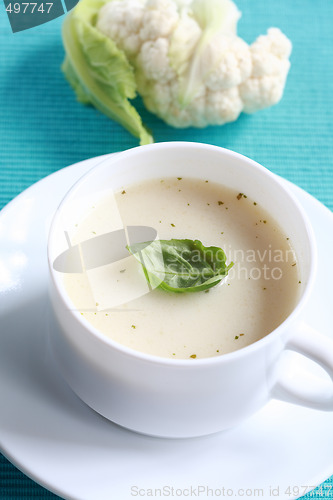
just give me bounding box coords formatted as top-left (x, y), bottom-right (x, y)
top-left (272, 321), bottom-right (333, 410)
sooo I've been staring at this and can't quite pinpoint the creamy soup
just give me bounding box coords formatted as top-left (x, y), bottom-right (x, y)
top-left (63, 177), bottom-right (300, 359)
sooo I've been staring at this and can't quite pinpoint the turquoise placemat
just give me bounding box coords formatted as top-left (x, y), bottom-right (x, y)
top-left (0, 0), bottom-right (333, 498)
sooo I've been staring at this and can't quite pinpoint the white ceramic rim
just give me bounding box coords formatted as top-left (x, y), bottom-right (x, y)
top-left (47, 142), bottom-right (317, 367)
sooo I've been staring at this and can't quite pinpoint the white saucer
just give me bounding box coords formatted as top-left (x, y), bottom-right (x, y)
top-left (0, 156), bottom-right (332, 500)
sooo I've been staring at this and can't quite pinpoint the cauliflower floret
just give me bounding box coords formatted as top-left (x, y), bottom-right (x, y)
top-left (168, 11), bottom-right (202, 75)
top-left (260, 27), bottom-right (292, 59)
top-left (205, 87), bottom-right (243, 124)
top-left (137, 38), bottom-right (176, 84)
top-left (165, 102), bottom-right (193, 128)
top-left (139, 0), bottom-right (179, 42)
top-left (142, 80), bottom-right (174, 116)
top-left (143, 79), bottom-right (196, 128)
top-left (240, 73), bottom-right (288, 113)
top-left (205, 35), bottom-right (252, 91)
top-left (240, 28), bottom-right (291, 113)
top-left (188, 93), bottom-right (208, 128)
top-left (250, 27), bottom-right (291, 78)
top-left (143, 79), bottom-right (243, 129)
top-left (96, 0), bottom-right (145, 57)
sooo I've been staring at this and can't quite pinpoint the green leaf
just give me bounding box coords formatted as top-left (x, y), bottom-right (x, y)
top-left (127, 239), bottom-right (233, 293)
top-left (61, 0), bottom-right (153, 145)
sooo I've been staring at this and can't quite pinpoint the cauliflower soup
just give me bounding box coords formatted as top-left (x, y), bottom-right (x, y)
top-left (63, 177), bottom-right (300, 359)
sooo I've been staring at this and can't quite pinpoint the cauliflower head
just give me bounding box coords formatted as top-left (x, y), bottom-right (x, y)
top-left (62, 0), bottom-right (292, 143)
top-left (96, 0), bottom-right (292, 128)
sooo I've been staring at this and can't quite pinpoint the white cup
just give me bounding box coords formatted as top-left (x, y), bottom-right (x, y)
top-left (47, 142), bottom-right (333, 438)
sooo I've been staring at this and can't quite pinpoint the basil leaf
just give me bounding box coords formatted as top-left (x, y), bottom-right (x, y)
top-left (127, 239), bottom-right (233, 293)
